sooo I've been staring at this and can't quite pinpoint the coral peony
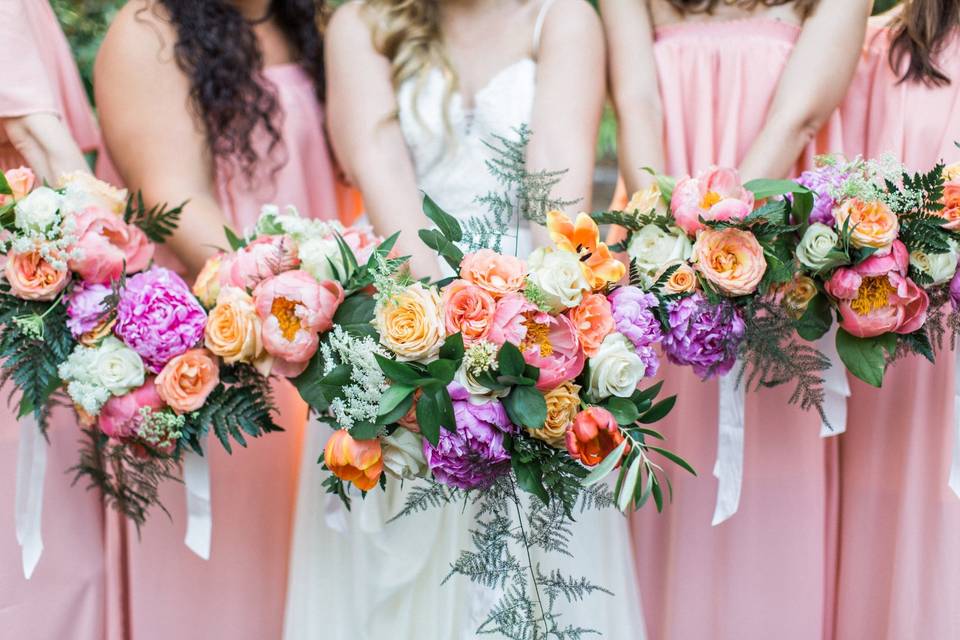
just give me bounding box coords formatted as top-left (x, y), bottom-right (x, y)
top-left (98, 379), bottom-right (165, 439)
top-left (69, 209), bottom-right (154, 283)
top-left (155, 349), bottom-right (220, 414)
top-left (442, 279), bottom-right (496, 344)
top-left (693, 227), bottom-right (767, 296)
top-left (566, 406), bottom-right (627, 467)
top-left (220, 235), bottom-right (300, 290)
top-left (324, 430), bottom-right (383, 491)
top-left (516, 312), bottom-right (585, 391)
top-left (567, 293), bottom-right (615, 358)
top-left (488, 293), bottom-right (537, 347)
top-left (459, 249), bottom-right (527, 297)
top-left (670, 166), bottom-right (754, 235)
top-left (4, 248), bottom-right (69, 300)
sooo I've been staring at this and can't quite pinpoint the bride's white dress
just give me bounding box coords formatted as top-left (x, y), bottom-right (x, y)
top-left (283, 3), bottom-right (647, 638)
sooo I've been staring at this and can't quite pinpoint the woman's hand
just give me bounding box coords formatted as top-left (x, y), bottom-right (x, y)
top-left (2, 113), bottom-right (91, 182)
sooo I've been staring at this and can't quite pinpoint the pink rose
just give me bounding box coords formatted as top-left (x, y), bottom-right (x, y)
top-left (98, 379), bottom-right (164, 439)
top-left (567, 293), bottom-right (615, 358)
top-left (442, 279), bottom-right (497, 344)
top-left (339, 224), bottom-right (381, 265)
top-left (2, 167), bottom-right (35, 203)
top-left (519, 312), bottom-right (586, 391)
top-left (488, 293), bottom-right (536, 347)
top-left (253, 270), bottom-right (344, 377)
top-left (221, 235), bottom-right (300, 290)
top-left (670, 166), bottom-right (755, 236)
top-left (459, 249), bottom-right (527, 298)
top-left (69, 209), bottom-right (154, 283)
top-left (4, 248), bottom-right (69, 300)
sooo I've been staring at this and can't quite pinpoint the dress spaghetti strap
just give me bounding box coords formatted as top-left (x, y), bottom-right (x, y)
top-left (532, 0), bottom-right (557, 54)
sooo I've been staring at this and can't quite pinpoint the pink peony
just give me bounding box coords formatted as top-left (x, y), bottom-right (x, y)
top-left (339, 224), bottom-right (381, 265)
top-left (519, 312), bottom-right (585, 392)
top-left (670, 166), bottom-right (755, 236)
top-left (220, 235), bottom-right (299, 291)
top-left (98, 379), bottom-right (164, 439)
top-left (488, 293), bottom-right (537, 347)
top-left (253, 270), bottom-right (343, 377)
top-left (69, 209), bottom-right (154, 283)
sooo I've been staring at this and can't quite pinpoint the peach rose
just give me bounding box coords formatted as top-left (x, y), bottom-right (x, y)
top-left (692, 227), bottom-right (766, 296)
top-left (834, 198), bottom-right (899, 253)
top-left (567, 293), bottom-right (615, 358)
top-left (529, 381), bottom-right (581, 448)
top-left (69, 209), bottom-right (154, 283)
top-left (442, 279), bottom-right (496, 344)
top-left (944, 162), bottom-right (960, 182)
top-left (661, 262), bottom-right (698, 294)
top-left (59, 172), bottom-right (128, 215)
top-left (193, 254), bottom-right (224, 308)
top-left (205, 286), bottom-right (265, 369)
top-left (324, 429), bottom-right (383, 491)
top-left (940, 181), bottom-right (960, 232)
top-left (155, 349), bottom-right (220, 414)
top-left (2, 167), bottom-right (35, 203)
top-left (4, 248), bottom-right (69, 300)
top-left (459, 249), bottom-right (527, 298)
top-left (566, 406), bottom-right (628, 467)
top-left (374, 283), bottom-right (446, 362)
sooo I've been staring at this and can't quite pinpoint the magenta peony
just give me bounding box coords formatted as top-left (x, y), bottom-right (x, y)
top-left (65, 282), bottom-right (112, 337)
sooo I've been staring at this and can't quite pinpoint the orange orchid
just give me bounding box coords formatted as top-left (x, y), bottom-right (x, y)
top-left (324, 430), bottom-right (383, 491)
top-left (546, 210), bottom-right (626, 290)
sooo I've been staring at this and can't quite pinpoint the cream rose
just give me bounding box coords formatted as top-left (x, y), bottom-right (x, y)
top-left (528, 381), bottom-right (581, 448)
top-left (526, 247), bottom-right (590, 312)
top-left (205, 286), bottom-right (265, 366)
top-left (374, 283), bottom-right (446, 362)
top-left (381, 429), bottom-right (428, 480)
top-left (587, 333), bottom-right (646, 401)
top-left (910, 242), bottom-right (959, 285)
top-left (454, 362), bottom-right (508, 404)
top-left (796, 223), bottom-right (841, 271)
top-left (627, 224), bottom-right (692, 287)
top-left (14, 186), bottom-right (62, 233)
top-left (298, 236), bottom-right (343, 283)
top-left (625, 184), bottom-right (667, 217)
top-left (944, 162), bottom-right (960, 182)
top-left (94, 336), bottom-right (146, 396)
top-left (59, 172), bottom-right (128, 215)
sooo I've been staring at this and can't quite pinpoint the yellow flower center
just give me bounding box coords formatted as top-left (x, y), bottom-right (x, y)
top-left (700, 190), bottom-right (722, 210)
top-left (850, 276), bottom-right (895, 316)
top-left (271, 296), bottom-right (301, 341)
top-left (520, 313), bottom-right (553, 357)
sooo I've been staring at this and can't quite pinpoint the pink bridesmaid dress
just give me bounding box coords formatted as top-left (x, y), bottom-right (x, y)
top-left (0, 2), bottom-right (115, 639)
top-left (629, 18), bottom-right (846, 640)
top-left (834, 19), bottom-right (960, 640)
top-left (119, 63), bottom-right (341, 640)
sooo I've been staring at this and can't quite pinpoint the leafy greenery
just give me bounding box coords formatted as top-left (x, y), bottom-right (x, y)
top-left (123, 191), bottom-right (185, 244)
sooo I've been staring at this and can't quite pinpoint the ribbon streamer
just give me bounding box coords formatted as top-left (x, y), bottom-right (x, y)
top-left (950, 348), bottom-right (960, 498)
top-left (712, 364), bottom-right (745, 526)
top-left (15, 416), bottom-right (46, 579)
top-left (818, 326), bottom-right (850, 438)
top-left (183, 442), bottom-right (212, 560)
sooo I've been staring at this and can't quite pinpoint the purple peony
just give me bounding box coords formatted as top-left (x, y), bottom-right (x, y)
top-left (661, 292), bottom-right (745, 379)
top-left (422, 384), bottom-right (514, 490)
top-left (65, 282), bottom-right (112, 337)
top-left (608, 286), bottom-right (663, 377)
top-left (113, 267), bottom-right (207, 373)
top-left (951, 269), bottom-right (960, 311)
top-left (794, 164), bottom-right (848, 226)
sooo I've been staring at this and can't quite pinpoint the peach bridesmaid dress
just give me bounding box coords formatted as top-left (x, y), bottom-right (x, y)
top-left (628, 18), bottom-right (846, 640)
top-left (0, 2), bottom-right (114, 639)
top-left (117, 64), bottom-right (342, 640)
top-left (835, 18), bottom-right (960, 639)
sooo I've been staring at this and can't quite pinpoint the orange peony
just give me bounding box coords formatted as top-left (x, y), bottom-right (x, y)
top-left (565, 406), bottom-right (628, 467)
top-left (834, 198), bottom-right (899, 252)
top-left (692, 227), bottom-right (766, 296)
top-left (155, 349), bottom-right (220, 414)
top-left (567, 293), bottom-right (615, 358)
top-left (4, 248), bottom-right (69, 301)
top-left (459, 249), bottom-right (527, 297)
top-left (324, 429), bottom-right (383, 491)
top-left (442, 279), bottom-right (497, 344)
top-left (546, 210), bottom-right (626, 291)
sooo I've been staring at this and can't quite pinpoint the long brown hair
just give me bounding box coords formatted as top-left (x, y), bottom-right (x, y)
top-left (888, 0), bottom-right (960, 86)
top-left (665, 0), bottom-right (819, 18)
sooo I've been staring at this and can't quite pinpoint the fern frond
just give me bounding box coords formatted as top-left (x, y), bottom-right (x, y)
top-left (123, 190), bottom-right (185, 243)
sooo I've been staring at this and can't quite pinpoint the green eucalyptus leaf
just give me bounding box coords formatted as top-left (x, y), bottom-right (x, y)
top-left (617, 455), bottom-right (642, 512)
top-left (639, 395), bottom-right (677, 424)
top-left (835, 329), bottom-right (888, 388)
top-left (604, 397), bottom-right (641, 425)
top-left (582, 439), bottom-right (629, 487)
top-left (502, 385), bottom-right (547, 430)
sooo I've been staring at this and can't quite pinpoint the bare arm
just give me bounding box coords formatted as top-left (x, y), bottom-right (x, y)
top-left (95, 2), bottom-right (229, 275)
top-left (739, 0), bottom-right (873, 180)
top-left (325, 3), bottom-right (441, 280)
top-left (1, 114), bottom-right (91, 182)
top-left (600, 0), bottom-right (664, 196)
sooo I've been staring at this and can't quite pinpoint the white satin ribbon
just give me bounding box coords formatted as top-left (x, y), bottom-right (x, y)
top-left (949, 348), bottom-right (960, 498)
top-left (712, 363), bottom-right (745, 526)
top-left (15, 416), bottom-right (46, 579)
top-left (183, 442), bottom-right (212, 560)
top-left (818, 326), bottom-right (850, 438)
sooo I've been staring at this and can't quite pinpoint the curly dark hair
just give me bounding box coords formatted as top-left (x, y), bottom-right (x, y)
top-left (666, 0), bottom-right (819, 18)
top-left (151, 0), bottom-right (326, 180)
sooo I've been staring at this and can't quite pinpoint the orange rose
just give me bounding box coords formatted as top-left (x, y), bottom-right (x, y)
top-left (155, 349), bottom-right (220, 414)
top-left (442, 279), bottom-right (496, 344)
top-left (565, 406), bottom-right (628, 467)
top-left (4, 248), bottom-right (69, 300)
top-left (941, 181), bottom-right (960, 231)
top-left (834, 198), bottom-right (898, 252)
top-left (193, 254), bottom-right (224, 308)
top-left (204, 286), bottom-right (266, 369)
top-left (661, 262), bottom-right (697, 294)
top-left (459, 249), bottom-right (527, 298)
top-left (567, 293), bottom-right (614, 358)
top-left (692, 228), bottom-right (766, 296)
top-left (529, 382), bottom-right (581, 447)
top-left (324, 430), bottom-right (383, 491)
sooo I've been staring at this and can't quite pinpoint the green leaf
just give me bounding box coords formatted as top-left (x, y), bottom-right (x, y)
top-left (379, 393), bottom-right (414, 426)
top-left (502, 385), bottom-right (548, 430)
top-left (582, 439), bottom-right (629, 487)
top-left (224, 226), bottom-right (246, 251)
top-left (642, 166), bottom-right (676, 202)
top-left (349, 422), bottom-right (380, 439)
top-left (617, 455), bottom-right (642, 512)
top-left (744, 178), bottom-right (809, 200)
top-left (0, 171), bottom-right (12, 196)
top-left (427, 358), bottom-right (457, 385)
top-left (439, 333), bottom-right (465, 362)
top-left (835, 329), bottom-right (888, 388)
top-left (332, 293), bottom-right (377, 338)
top-left (794, 293), bottom-right (833, 341)
top-left (633, 427), bottom-right (665, 440)
top-left (422, 193), bottom-right (463, 242)
top-left (632, 381), bottom-right (663, 405)
top-left (900, 329), bottom-right (935, 364)
top-left (418, 229), bottom-right (464, 273)
top-left (638, 395), bottom-right (677, 423)
top-left (292, 354), bottom-right (336, 412)
top-left (512, 457), bottom-right (548, 503)
top-left (378, 384), bottom-right (415, 418)
top-left (374, 354), bottom-right (423, 386)
top-left (416, 390), bottom-right (440, 445)
top-left (603, 397), bottom-right (641, 425)
top-left (432, 384), bottom-right (457, 433)
top-left (497, 341), bottom-right (526, 378)
top-left (792, 191), bottom-right (815, 228)
top-left (651, 473), bottom-right (664, 512)
top-left (648, 446), bottom-right (697, 476)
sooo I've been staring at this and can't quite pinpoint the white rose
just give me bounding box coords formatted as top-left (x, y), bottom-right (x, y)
top-left (58, 172), bottom-right (128, 215)
top-left (627, 224), bottom-right (692, 287)
top-left (454, 362), bottom-right (509, 404)
top-left (299, 236), bottom-right (343, 282)
top-left (527, 247), bottom-right (590, 311)
top-left (587, 333), bottom-right (646, 401)
top-left (94, 336), bottom-right (146, 396)
top-left (796, 223), bottom-right (841, 271)
top-left (910, 242), bottom-right (959, 285)
top-left (381, 429), bottom-right (428, 480)
top-left (14, 186), bottom-right (62, 233)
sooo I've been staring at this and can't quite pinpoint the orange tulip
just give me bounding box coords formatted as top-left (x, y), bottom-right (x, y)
top-left (324, 430), bottom-right (383, 491)
top-left (546, 210), bottom-right (626, 291)
top-left (565, 407), bottom-right (628, 467)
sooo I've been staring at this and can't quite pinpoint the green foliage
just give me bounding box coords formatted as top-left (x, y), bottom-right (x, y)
top-left (835, 329), bottom-right (897, 388)
top-left (51, 0), bottom-right (123, 102)
top-left (123, 191), bottom-right (185, 244)
top-left (889, 164), bottom-right (953, 255)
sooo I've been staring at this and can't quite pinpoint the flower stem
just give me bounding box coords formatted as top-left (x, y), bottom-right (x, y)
top-left (510, 479), bottom-right (549, 635)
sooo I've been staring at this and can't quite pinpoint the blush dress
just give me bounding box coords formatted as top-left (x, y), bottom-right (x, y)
top-left (116, 63), bottom-right (342, 640)
top-left (835, 17), bottom-right (960, 639)
top-left (627, 17), bottom-right (848, 640)
top-left (0, 2), bottom-right (116, 639)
